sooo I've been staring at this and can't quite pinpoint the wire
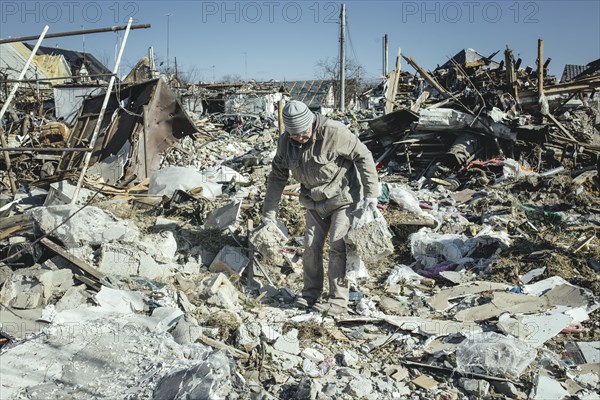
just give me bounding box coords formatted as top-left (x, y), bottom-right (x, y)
top-left (0, 180), bottom-right (109, 264)
top-left (345, 17), bottom-right (361, 69)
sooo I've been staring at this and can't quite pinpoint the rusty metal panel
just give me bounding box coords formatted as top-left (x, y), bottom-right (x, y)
top-left (57, 79), bottom-right (204, 183)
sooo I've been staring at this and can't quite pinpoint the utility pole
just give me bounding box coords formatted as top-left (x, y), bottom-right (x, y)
top-left (339, 3), bottom-right (346, 111)
top-left (383, 34), bottom-right (389, 76)
top-left (243, 52), bottom-right (247, 80)
top-left (165, 13), bottom-right (172, 73)
top-left (174, 57), bottom-right (178, 80)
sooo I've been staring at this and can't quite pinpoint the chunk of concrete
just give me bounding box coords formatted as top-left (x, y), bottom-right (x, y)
top-left (302, 348), bottom-right (325, 363)
top-left (171, 319), bottom-right (202, 345)
top-left (209, 246), bottom-right (250, 276)
top-left (0, 266), bottom-right (73, 309)
top-left (532, 374), bottom-right (570, 400)
top-left (93, 286), bottom-right (144, 314)
top-left (345, 208), bottom-right (394, 263)
top-left (459, 378), bottom-right (490, 397)
top-left (55, 285), bottom-right (88, 312)
top-left (151, 307), bottom-right (184, 331)
top-left (341, 349), bottom-right (360, 368)
top-left (249, 222), bottom-right (288, 265)
top-left (141, 231), bottom-right (178, 261)
top-left (296, 376), bottom-right (322, 400)
top-left (152, 349), bottom-right (234, 399)
top-left (201, 273), bottom-right (240, 309)
top-left (98, 243), bottom-right (173, 280)
top-left (491, 381), bottom-right (524, 398)
top-left (236, 322), bottom-right (261, 351)
top-left (344, 377), bottom-right (373, 398)
top-left (32, 205), bottom-right (139, 248)
top-left (273, 328), bottom-right (300, 355)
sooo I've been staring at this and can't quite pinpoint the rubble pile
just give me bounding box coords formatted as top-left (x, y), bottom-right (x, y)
top-left (361, 48), bottom-right (600, 183)
top-left (1, 39), bottom-right (599, 400)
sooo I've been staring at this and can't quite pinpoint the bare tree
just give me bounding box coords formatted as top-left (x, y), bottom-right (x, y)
top-left (220, 74), bottom-right (243, 83)
top-left (314, 57), bottom-right (364, 108)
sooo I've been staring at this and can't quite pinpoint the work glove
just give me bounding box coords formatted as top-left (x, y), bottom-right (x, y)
top-left (261, 211), bottom-right (277, 226)
top-left (359, 197), bottom-right (378, 210)
top-left (260, 212), bottom-right (289, 237)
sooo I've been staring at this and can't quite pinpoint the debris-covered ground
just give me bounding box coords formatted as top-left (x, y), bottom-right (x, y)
top-left (1, 43), bottom-right (600, 400)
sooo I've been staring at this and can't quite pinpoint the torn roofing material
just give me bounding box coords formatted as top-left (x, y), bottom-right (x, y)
top-left (25, 43), bottom-right (113, 79)
top-left (283, 80), bottom-right (334, 110)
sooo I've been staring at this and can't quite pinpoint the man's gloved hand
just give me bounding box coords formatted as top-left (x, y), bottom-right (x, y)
top-left (360, 197), bottom-right (378, 210)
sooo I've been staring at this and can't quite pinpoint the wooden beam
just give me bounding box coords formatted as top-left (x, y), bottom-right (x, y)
top-left (402, 55), bottom-right (452, 99)
top-left (546, 113), bottom-right (577, 142)
top-left (40, 237), bottom-right (106, 281)
top-left (537, 39), bottom-right (544, 97)
top-left (384, 48), bottom-right (402, 114)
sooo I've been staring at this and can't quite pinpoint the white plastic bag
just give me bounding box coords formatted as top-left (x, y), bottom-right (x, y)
top-left (345, 246), bottom-right (369, 284)
top-left (388, 184), bottom-right (422, 214)
top-left (345, 204), bottom-right (394, 264)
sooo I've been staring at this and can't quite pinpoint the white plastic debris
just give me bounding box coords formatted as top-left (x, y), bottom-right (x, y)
top-left (148, 167), bottom-right (222, 200)
top-left (456, 332), bottom-right (537, 379)
top-left (388, 184), bottom-right (422, 214)
top-left (200, 165), bottom-right (250, 185)
top-left (385, 264), bottom-right (423, 286)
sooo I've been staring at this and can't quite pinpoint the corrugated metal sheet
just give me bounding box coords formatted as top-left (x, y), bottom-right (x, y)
top-left (437, 48), bottom-right (501, 71)
top-left (26, 44), bottom-right (112, 79)
top-left (283, 80), bottom-right (333, 110)
top-left (0, 43), bottom-right (49, 82)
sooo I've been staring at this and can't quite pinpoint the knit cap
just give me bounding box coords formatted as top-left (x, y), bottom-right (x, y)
top-left (282, 100), bottom-right (314, 134)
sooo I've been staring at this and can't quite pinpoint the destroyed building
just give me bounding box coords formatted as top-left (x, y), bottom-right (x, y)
top-left (1, 22), bottom-right (600, 400)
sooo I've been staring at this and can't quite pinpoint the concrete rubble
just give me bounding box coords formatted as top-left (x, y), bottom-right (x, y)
top-left (1, 38), bottom-right (600, 400)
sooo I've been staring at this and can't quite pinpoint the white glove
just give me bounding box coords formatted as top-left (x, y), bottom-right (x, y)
top-left (261, 214), bottom-right (276, 225)
top-left (360, 197), bottom-right (378, 210)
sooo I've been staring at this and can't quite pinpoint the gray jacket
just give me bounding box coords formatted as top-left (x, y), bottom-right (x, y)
top-left (263, 114), bottom-right (380, 219)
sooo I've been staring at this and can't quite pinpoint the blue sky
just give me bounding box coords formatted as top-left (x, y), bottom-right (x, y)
top-left (1, 1), bottom-right (599, 82)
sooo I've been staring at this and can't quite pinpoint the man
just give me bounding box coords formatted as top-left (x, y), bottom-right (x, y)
top-left (262, 100), bottom-right (380, 314)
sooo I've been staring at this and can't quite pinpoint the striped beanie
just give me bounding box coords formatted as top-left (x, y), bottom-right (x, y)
top-left (283, 100), bottom-right (314, 134)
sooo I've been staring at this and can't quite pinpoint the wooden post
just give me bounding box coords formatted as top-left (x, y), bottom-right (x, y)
top-left (403, 55), bottom-right (452, 99)
top-left (278, 99), bottom-right (284, 134)
top-left (504, 45), bottom-right (518, 101)
top-left (537, 39), bottom-right (544, 98)
top-left (0, 128), bottom-right (17, 195)
top-left (384, 48), bottom-right (401, 114)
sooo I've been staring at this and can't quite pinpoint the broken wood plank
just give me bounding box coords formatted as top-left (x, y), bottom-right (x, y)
top-left (73, 274), bottom-right (102, 291)
top-left (40, 237), bottom-right (105, 281)
top-left (384, 48), bottom-right (402, 114)
top-left (402, 55), bottom-right (452, 99)
top-left (0, 225), bottom-right (24, 241)
top-left (400, 360), bottom-right (521, 385)
top-left (546, 113), bottom-right (577, 142)
top-left (196, 333), bottom-right (249, 360)
top-left (0, 214), bottom-right (32, 230)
